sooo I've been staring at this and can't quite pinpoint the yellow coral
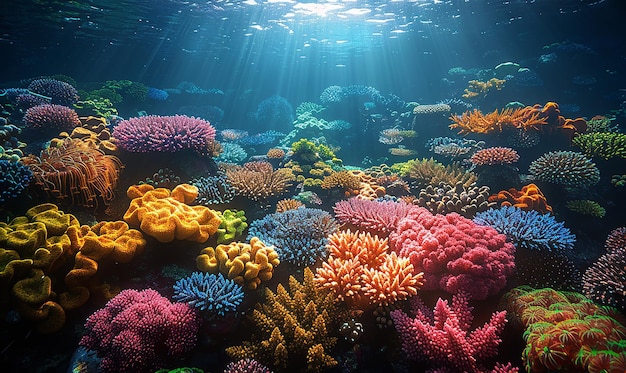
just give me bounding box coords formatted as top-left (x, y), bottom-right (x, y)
top-left (197, 237), bottom-right (279, 289)
top-left (124, 184), bottom-right (221, 243)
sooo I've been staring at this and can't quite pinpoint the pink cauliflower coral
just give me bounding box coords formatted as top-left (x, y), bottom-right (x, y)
top-left (389, 207), bottom-right (515, 300)
top-left (333, 198), bottom-right (414, 237)
top-left (80, 288), bottom-right (200, 373)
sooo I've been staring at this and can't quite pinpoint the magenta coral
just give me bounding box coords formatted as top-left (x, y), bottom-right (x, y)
top-left (389, 207), bottom-right (515, 300)
top-left (22, 104), bottom-right (80, 130)
top-left (333, 198), bottom-right (414, 237)
top-left (470, 146), bottom-right (520, 166)
top-left (79, 288), bottom-right (200, 373)
top-left (113, 115), bottom-right (216, 153)
top-left (224, 358), bottom-right (272, 373)
top-left (390, 292), bottom-right (509, 372)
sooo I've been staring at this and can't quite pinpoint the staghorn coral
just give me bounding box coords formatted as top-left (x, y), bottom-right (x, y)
top-left (462, 78), bottom-right (506, 99)
top-left (22, 138), bottom-right (122, 208)
top-left (226, 267), bottom-right (343, 372)
top-left (528, 151), bottom-right (600, 188)
top-left (197, 236), bottom-right (280, 290)
top-left (123, 183), bottom-right (221, 243)
top-left (565, 199), bottom-right (606, 218)
top-left (247, 208), bottom-right (338, 267)
top-left (275, 198), bottom-right (304, 212)
top-left (502, 286), bottom-right (626, 372)
top-left (226, 161), bottom-right (295, 202)
top-left (315, 230), bottom-right (423, 309)
top-left (404, 158), bottom-right (477, 190)
top-left (488, 183), bottom-right (552, 214)
top-left (474, 206), bottom-right (575, 252)
top-left (415, 181), bottom-right (496, 218)
top-left (449, 106), bottom-right (548, 135)
top-left (572, 132), bottom-right (626, 160)
top-left (391, 292), bottom-right (509, 372)
top-left (173, 271), bottom-right (244, 317)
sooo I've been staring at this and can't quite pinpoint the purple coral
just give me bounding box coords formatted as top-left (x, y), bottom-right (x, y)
top-left (80, 288), bottom-right (200, 373)
top-left (22, 104), bottom-right (81, 130)
top-left (27, 78), bottom-right (79, 106)
top-left (113, 115), bottom-right (216, 153)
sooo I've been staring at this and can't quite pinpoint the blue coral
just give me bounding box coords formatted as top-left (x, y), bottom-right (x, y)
top-left (191, 172), bottom-right (235, 205)
top-left (173, 272), bottom-right (244, 316)
top-left (216, 142), bottom-right (247, 164)
top-left (147, 87), bottom-right (169, 101)
top-left (474, 206), bottom-right (576, 252)
top-left (0, 160), bottom-right (33, 204)
top-left (247, 208), bottom-right (338, 267)
top-left (255, 95), bottom-right (295, 131)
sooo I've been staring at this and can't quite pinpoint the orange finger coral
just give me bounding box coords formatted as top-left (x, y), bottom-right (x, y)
top-left (197, 236), bottom-right (280, 289)
top-left (124, 183), bottom-right (221, 243)
top-left (315, 229), bottom-right (423, 309)
top-left (489, 183), bottom-right (553, 214)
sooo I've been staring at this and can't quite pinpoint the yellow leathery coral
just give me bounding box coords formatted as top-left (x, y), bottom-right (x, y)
top-left (197, 236), bottom-right (279, 289)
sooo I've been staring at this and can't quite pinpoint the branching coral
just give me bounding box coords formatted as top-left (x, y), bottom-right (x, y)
top-left (572, 132), bottom-right (626, 160)
top-left (315, 230), bottom-right (423, 309)
top-left (226, 268), bottom-right (343, 372)
top-left (226, 161), bottom-right (295, 202)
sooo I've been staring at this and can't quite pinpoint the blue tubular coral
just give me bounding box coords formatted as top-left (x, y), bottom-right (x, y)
top-left (0, 160), bottom-right (33, 204)
top-left (191, 172), bottom-right (235, 205)
top-left (474, 206), bottom-right (576, 252)
top-left (247, 207), bottom-right (339, 267)
top-left (173, 272), bottom-right (244, 317)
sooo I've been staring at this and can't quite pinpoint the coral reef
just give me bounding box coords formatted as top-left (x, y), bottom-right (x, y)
top-left (390, 207), bottom-right (515, 300)
top-left (315, 229), bottom-right (423, 309)
top-left (391, 292), bottom-right (509, 372)
top-left (528, 150), bottom-right (600, 188)
top-left (80, 288), bottom-right (200, 373)
top-left (226, 161), bottom-right (295, 202)
top-left (197, 236), bottom-right (280, 290)
top-left (123, 184), bottom-right (221, 243)
top-left (488, 183), bottom-right (552, 214)
top-left (173, 271), bottom-right (244, 317)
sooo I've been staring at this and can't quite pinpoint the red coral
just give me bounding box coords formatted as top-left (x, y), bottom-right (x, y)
top-left (389, 207), bottom-right (515, 300)
top-left (470, 146), bottom-right (520, 166)
top-left (80, 289), bottom-right (200, 373)
top-left (390, 292), bottom-right (509, 372)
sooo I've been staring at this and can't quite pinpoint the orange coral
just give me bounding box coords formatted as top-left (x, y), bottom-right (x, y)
top-left (124, 183), bottom-right (221, 243)
top-left (321, 170), bottom-right (362, 195)
top-left (50, 116), bottom-right (117, 154)
top-left (276, 198), bottom-right (304, 213)
top-left (346, 170), bottom-right (386, 200)
top-left (266, 147), bottom-right (286, 159)
top-left (226, 161), bottom-right (295, 202)
top-left (21, 138), bottom-right (123, 207)
top-left (489, 183), bottom-right (553, 214)
top-left (462, 78), bottom-right (506, 99)
top-left (315, 230), bottom-right (423, 309)
top-left (197, 236), bottom-right (280, 289)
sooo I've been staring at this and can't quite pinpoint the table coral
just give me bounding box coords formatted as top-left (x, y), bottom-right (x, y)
top-left (197, 236), bottom-right (280, 290)
top-left (124, 183), bottom-right (221, 243)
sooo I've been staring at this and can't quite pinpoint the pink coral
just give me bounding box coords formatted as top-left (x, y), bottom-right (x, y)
top-left (22, 104), bottom-right (80, 130)
top-left (224, 358), bottom-right (272, 373)
top-left (470, 146), bottom-right (520, 166)
top-left (333, 198), bottom-right (414, 237)
top-left (80, 289), bottom-right (200, 373)
top-left (389, 207), bottom-right (515, 300)
top-left (390, 292), bottom-right (509, 372)
top-left (113, 115), bottom-right (216, 153)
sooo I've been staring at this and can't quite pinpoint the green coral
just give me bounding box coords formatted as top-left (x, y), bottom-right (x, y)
top-left (103, 80), bottom-right (148, 102)
top-left (572, 132), bottom-right (626, 160)
top-left (291, 138), bottom-right (336, 163)
top-left (215, 209), bottom-right (248, 244)
top-left (611, 174), bottom-right (626, 187)
top-left (586, 115), bottom-right (620, 133)
top-left (73, 98), bottom-right (118, 119)
top-left (565, 200), bottom-right (606, 218)
top-left (83, 87), bottom-right (123, 104)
